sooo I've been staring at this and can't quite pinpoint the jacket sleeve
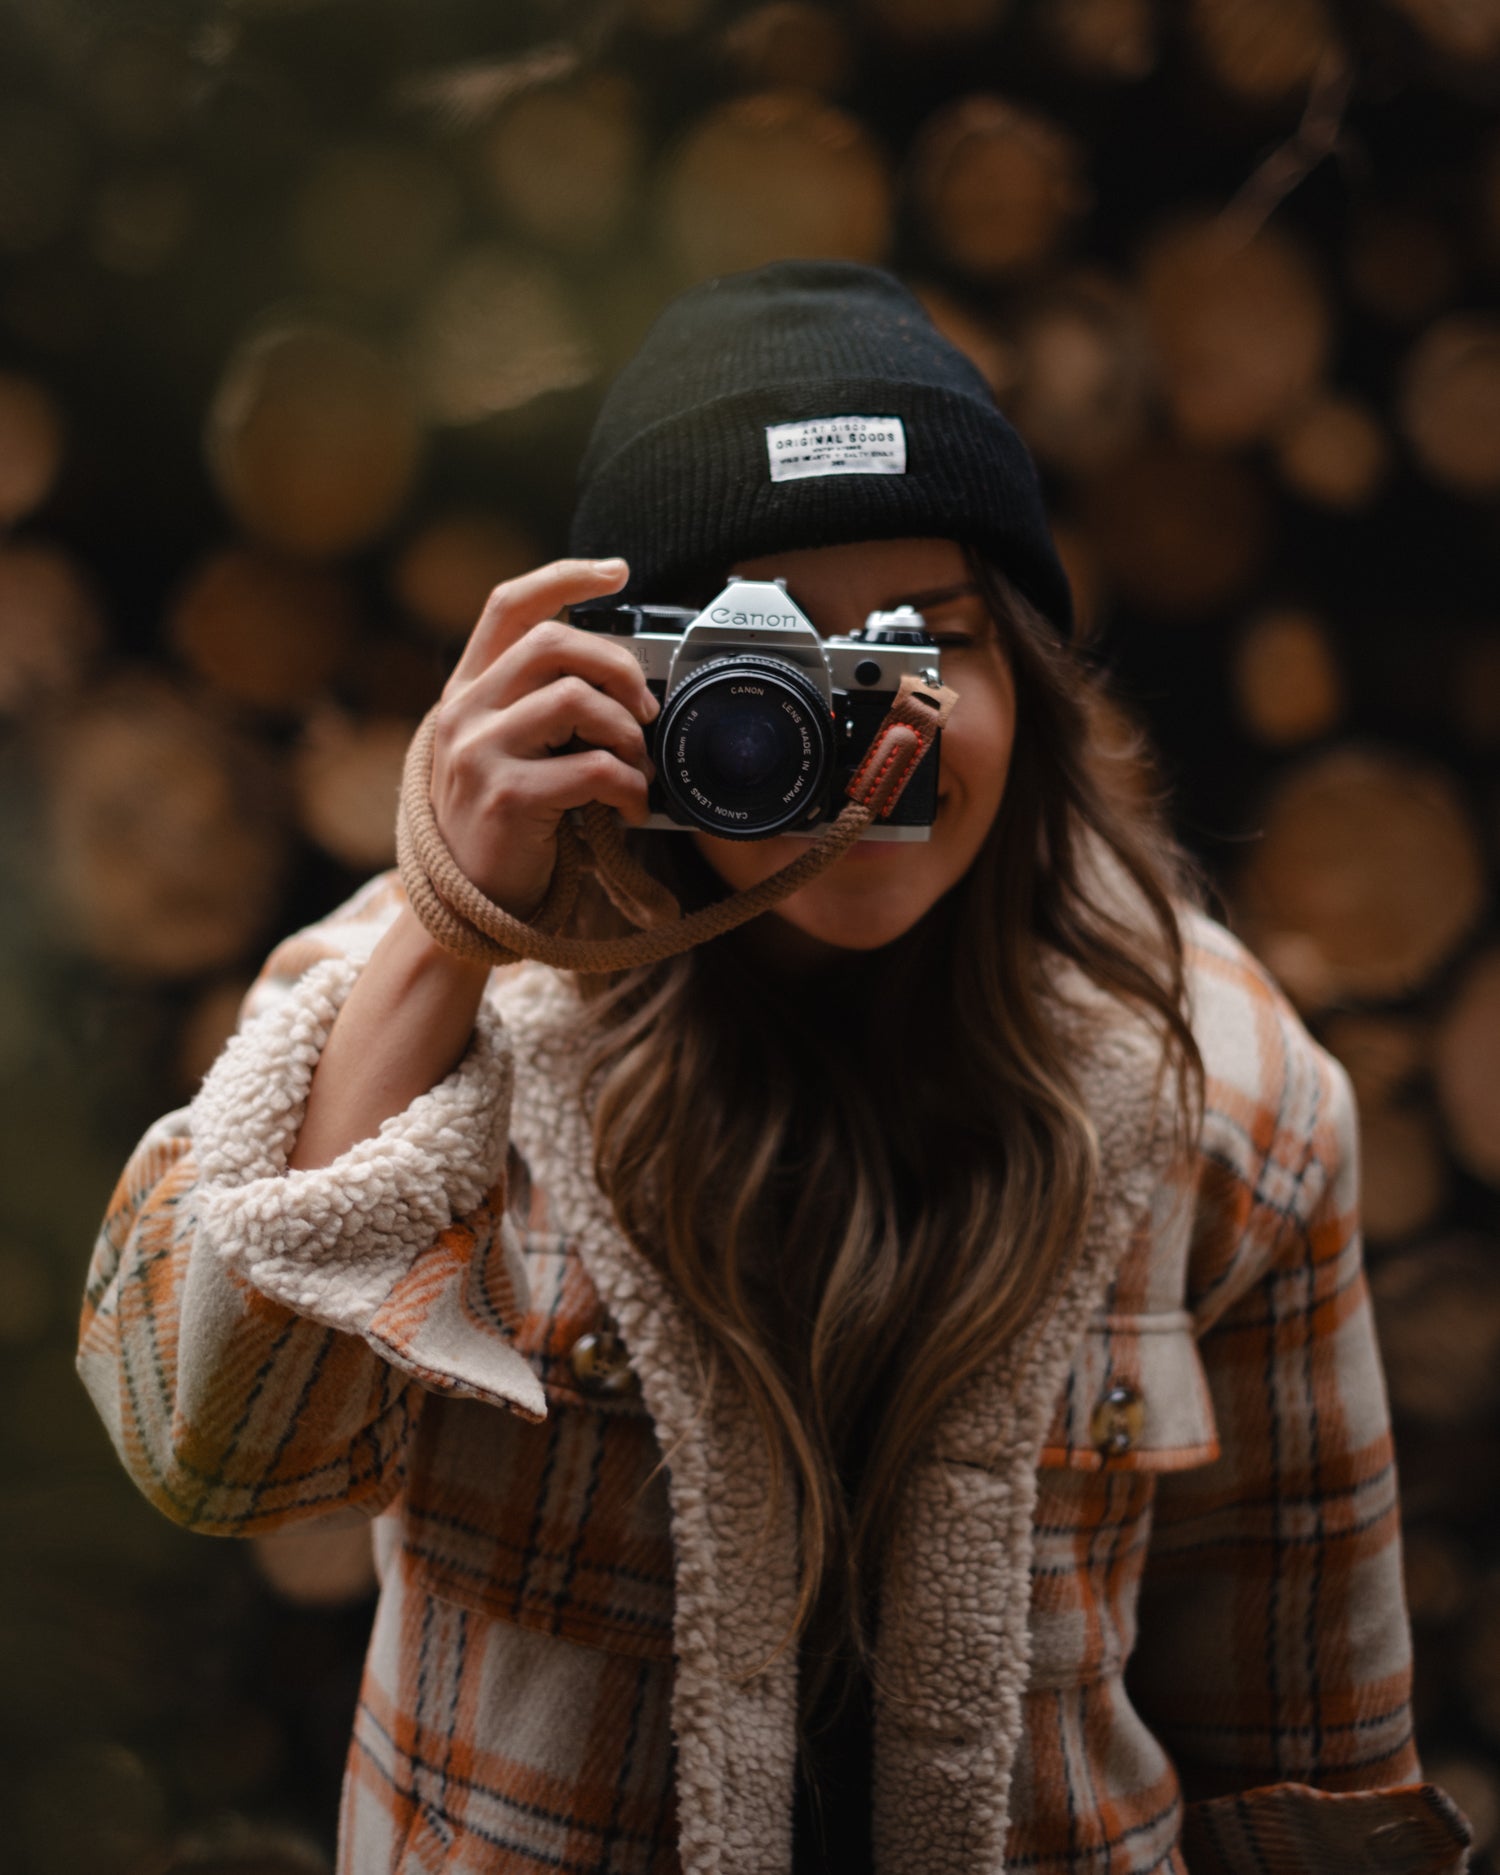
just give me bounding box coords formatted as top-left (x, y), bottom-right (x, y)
top-left (1129, 1028), bottom-right (1472, 1875)
top-left (75, 876), bottom-right (545, 1538)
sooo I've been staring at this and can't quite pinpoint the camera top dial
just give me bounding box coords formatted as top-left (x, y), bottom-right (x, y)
top-left (858, 604), bottom-right (930, 646)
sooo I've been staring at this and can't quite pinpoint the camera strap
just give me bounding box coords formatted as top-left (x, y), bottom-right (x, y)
top-left (396, 672), bottom-right (959, 974)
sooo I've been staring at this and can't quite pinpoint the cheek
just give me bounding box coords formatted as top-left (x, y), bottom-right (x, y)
top-left (941, 678), bottom-right (1016, 819)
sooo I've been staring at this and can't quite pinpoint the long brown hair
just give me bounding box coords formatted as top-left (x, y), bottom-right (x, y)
top-left (570, 554), bottom-right (1213, 1727)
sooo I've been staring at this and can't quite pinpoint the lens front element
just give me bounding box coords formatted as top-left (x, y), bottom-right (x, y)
top-left (658, 655), bottom-right (833, 838)
top-left (704, 708), bottom-right (783, 790)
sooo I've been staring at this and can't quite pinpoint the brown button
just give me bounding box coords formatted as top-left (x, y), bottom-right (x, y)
top-left (569, 1328), bottom-right (638, 1398)
top-left (1090, 1381), bottom-right (1145, 1458)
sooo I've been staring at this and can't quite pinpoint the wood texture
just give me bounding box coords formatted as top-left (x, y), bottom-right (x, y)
top-left (43, 676), bottom-right (288, 977)
top-left (661, 90), bottom-right (892, 279)
top-left (907, 94), bottom-right (1090, 278)
top-left (207, 324), bottom-right (423, 558)
top-left (1233, 747), bottom-right (1487, 1007)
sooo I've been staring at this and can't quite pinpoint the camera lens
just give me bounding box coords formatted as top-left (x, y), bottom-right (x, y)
top-left (657, 655), bottom-right (833, 839)
top-left (704, 709), bottom-right (782, 790)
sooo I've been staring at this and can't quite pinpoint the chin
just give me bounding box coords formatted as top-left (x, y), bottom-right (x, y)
top-left (770, 874), bottom-right (948, 954)
top-left (694, 815), bottom-right (973, 959)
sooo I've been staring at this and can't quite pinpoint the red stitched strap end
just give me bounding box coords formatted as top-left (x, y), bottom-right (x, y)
top-left (844, 672), bottom-right (959, 820)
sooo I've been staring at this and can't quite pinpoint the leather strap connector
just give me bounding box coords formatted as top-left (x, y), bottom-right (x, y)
top-left (846, 721), bottom-right (924, 817)
top-left (844, 671), bottom-right (959, 819)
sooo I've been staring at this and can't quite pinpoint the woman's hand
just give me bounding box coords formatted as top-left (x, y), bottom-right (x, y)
top-left (430, 557), bottom-right (660, 920)
top-left (289, 556), bottom-right (655, 1169)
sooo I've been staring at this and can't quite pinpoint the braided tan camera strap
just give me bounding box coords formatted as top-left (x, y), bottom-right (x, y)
top-left (396, 672), bottom-right (958, 973)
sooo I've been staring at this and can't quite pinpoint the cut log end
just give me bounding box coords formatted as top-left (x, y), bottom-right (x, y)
top-left (908, 94), bottom-right (1091, 279)
top-left (1139, 212), bottom-right (1332, 447)
top-left (207, 323), bottom-right (424, 559)
top-left (392, 514), bottom-right (543, 643)
top-left (1274, 392), bottom-right (1392, 509)
top-left (1231, 606), bottom-right (1344, 745)
top-left (0, 542), bottom-right (104, 717)
top-left (0, 371), bottom-right (64, 522)
top-left (294, 708), bottom-right (416, 870)
top-left (1041, 0), bottom-right (1158, 81)
top-left (662, 90), bottom-right (892, 281)
top-left (1397, 315), bottom-right (1500, 498)
top-left (167, 548), bottom-right (359, 712)
top-left (43, 674), bottom-right (288, 978)
top-left (1231, 746), bottom-right (1487, 1007)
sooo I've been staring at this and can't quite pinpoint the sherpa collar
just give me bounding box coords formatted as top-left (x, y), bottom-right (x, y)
top-left (492, 883), bottom-right (1181, 1875)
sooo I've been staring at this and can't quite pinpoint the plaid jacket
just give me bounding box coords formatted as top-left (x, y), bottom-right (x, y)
top-left (76, 868), bottom-right (1472, 1875)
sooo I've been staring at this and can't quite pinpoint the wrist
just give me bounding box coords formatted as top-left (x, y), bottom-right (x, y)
top-left (386, 903), bottom-right (495, 989)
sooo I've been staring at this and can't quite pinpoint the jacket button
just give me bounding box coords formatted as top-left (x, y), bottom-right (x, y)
top-left (1090, 1381), bottom-right (1145, 1458)
top-left (570, 1329), bottom-right (638, 1398)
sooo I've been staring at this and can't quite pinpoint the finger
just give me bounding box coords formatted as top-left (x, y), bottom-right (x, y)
top-left (449, 557), bottom-right (629, 689)
top-left (496, 676), bottom-right (656, 777)
top-left (508, 746), bottom-right (654, 828)
top-left (471, 618), bottom-right (658, 724)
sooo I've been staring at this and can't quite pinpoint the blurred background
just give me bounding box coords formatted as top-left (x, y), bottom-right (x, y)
top-left (0, 0), bottom-right (1497, 1869)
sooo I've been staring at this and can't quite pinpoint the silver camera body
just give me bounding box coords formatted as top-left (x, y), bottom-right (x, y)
top-left (570, 576), bottom-right (945, 842)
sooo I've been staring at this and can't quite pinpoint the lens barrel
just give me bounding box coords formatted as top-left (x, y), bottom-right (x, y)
top-left (656, 655), bottom-right (833, 838)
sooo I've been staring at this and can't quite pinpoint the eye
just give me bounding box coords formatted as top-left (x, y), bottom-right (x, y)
top-left (920, 600), bottom-right (991, 649)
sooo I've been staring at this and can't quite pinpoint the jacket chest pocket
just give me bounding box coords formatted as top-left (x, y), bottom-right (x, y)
top-left (1028, 1309), bottom-right (1220, 1692)
top-left (401, 1231), bottom-right (676, 1662)
top-left (1040, 1307), bottom-right (1219, 1474)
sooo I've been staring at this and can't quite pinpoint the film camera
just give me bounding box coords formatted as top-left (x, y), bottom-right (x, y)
top-left (570, 577), bottom-right (946, 842)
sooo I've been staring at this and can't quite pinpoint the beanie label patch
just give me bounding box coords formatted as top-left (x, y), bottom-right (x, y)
top-left (765, 415), bottom-right (906, 483)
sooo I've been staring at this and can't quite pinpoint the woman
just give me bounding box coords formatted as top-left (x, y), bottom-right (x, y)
top-left (77, 262), bottom-right (1471, 1874)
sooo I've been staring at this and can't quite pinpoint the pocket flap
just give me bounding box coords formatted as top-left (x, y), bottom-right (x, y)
top-left (1181, 1780), bottom-right (1472, 1875)
top-left (1040, 1309), bottom-right (1220, 1472)
top-left (514, 1228), bottom-right (649, 1415)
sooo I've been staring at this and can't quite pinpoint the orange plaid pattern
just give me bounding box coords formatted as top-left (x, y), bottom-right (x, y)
top-left (994, 919), bottom-right (1452, 1872)
top-left (76, 874), bottom-right (1470, 1874)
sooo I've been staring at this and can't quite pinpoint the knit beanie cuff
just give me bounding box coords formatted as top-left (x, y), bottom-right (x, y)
top-left (567, 262), bottom-right (1074, 638)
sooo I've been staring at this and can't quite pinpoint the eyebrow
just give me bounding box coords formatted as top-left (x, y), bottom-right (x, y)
top-left (888, 581), bottom-right (982, 611)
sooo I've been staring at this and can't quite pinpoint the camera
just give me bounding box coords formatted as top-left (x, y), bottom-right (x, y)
top-left (569, 577), bottom-right (946, 842)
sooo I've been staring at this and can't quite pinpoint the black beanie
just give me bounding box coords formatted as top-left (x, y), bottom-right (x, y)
top-left (568, 259), bottom-right (1074, 639)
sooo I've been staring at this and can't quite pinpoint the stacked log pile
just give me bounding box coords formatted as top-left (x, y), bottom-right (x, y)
top-left (0, 0), bottom-right (1496, 1866)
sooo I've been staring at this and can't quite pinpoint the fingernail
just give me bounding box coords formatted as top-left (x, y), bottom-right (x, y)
top-left (642, 690), bottom-right (660, 720)
top-left (592, 557), bottom-right (627, 574)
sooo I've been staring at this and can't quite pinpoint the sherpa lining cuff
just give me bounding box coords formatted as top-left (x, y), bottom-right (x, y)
top-left (189, 955), bottom-right (514, 1338)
